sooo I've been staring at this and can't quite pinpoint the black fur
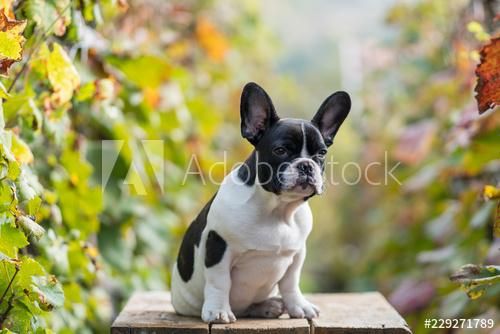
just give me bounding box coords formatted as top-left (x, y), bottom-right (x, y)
top-left (205, 230), bottom-right (227, 268)
top-left (237, 120), bottom-right (327, 195)
top-left (177, 196), bottom-right (215, 282)
top-left (312, 91), bottom-right (351, 146)
top-left (240, 82), bottom-right (279, 145)
top-left (237, 151), bottom-right (257, 186)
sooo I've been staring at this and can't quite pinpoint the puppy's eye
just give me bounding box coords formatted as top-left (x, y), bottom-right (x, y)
top-left (318, 149), bottom-right (327, 156)
top-left (273, 147), bottom-right (287, 156)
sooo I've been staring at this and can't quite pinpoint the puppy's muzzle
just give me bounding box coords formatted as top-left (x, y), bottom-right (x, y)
top-left (296, 160), bottom-right (314, 177)
top-left (280, 159), bottom-right (324, 195)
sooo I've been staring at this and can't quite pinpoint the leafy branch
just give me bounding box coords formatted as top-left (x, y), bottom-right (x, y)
top-left (0, 264), bottom-right (19, 307)
top-left (0, 264), bottom-right (19, 326)
top-left (450, 264), bottom-right (500, 299)
top-left (0, 292), bottom-right (16, 326)
top-left (7, 2), bottom-right (72, 93)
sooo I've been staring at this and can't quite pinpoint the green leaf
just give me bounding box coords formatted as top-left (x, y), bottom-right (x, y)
top-left (0, 100), bottom-right (4, 129)
top-left (4, 298), bottom-right (35, 333)
top-left (1, 92), bottom-right (32, 123)
top-left (29, 42), bottom-right (50, 78)
top-left (17, 257), bottom-right (45, 289)
top-left (31, 275), bottom-right (65, 310)
top-left (26, 196), bottom-right (42, 216)
top-left (1, 292), bottom-right (44, 332)
top-left (450, 264), bottom-right (500, 299)
top-left (0, 250), bottom-right (14, 262)
top-left (107, 55), bottom-right (171, 89)
top-left (0, 212), bottom-right (14, 226)
top-left (75, 81), bottom-right (96, 102)
top-left (0, 223), bottom-right (28, 257)
top-left (62, 281), bottom-right (82, 304)
top-left (6, 159), bottom-right (21, 181)
top-left (0, 181), bottom-right (15, 211)
top-left (23, 0), bottom-right (71, 36)
top-left (0, 81), bottom-right (10, 100)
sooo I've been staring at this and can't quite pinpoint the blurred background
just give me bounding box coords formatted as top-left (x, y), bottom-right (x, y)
top-left (0, 0), bottom-right (498, 333)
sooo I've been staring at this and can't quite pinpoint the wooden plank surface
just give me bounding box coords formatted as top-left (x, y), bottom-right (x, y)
top-left (307, 292), bottom-right (412, 334)
top-left (211, 318), bottom-right (310, 334)
top-left (111, 291), bottom-right (209, 334)
top-left (111, 291), bottom-right (412, 334)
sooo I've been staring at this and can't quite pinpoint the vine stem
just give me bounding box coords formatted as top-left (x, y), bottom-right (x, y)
top-left (0, 293), bottom-right (15, 325)
top-left (0, 264), bottom-right (19, 307)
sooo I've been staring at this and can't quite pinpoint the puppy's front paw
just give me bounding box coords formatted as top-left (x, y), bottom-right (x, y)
top-left (244, 297), bottom-right (284, 318)
top-left (202, 306), bottom-right (236, 323)
top-left (284, 298), bottom-right (320, 319)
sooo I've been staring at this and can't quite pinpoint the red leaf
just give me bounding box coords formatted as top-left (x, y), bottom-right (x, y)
top-left (475, 37), bottom-right (500, 114)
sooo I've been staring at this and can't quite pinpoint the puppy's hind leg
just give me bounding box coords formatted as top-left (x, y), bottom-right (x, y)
top-left (241, 297), bottom-right (284, 318)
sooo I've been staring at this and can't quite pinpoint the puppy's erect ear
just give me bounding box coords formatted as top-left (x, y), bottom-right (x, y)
top-left (240, 82), bottom-right (279, 145)
top-left (312, 91), bottom-right (351, 146)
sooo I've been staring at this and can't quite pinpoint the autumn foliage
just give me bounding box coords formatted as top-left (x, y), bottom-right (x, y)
top-left (0, 0), bottom-right (498, 333)
top-left (475, 37), bottom-right (500, 113)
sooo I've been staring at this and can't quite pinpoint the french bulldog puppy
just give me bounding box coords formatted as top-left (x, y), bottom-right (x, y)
top-left (171, 82), bottom-right (351, 323)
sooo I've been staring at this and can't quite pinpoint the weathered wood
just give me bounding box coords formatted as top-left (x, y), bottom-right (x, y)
top-left (307, 293), bottom-right (412, 334)
top-left (111, 291), bottom-right (412, 334)
top-left (211, 318), bottom-right (309, 334)
top-left (111, 291), bottom-right (208, 334)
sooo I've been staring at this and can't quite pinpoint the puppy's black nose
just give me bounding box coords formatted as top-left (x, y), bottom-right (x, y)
top-left (297, 161), bottom-right (313, 176)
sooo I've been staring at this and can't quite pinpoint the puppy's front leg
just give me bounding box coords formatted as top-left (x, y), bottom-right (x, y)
top-left (279, 246), bottom-right (319, 319)
top-left (202, 240), bottom-right (235, 323)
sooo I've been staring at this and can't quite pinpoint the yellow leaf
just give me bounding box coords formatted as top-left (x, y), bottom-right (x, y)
top-left (143, 87), bottom-right (159, 108)
top-left (483, 185), bottom-right (500, 200)
top-left (467, 21), bottom-right (490, 42)
top-left (196, 17), bottom-right (229, 62)
top-left (84, 244), bottom-right (98, 259)
top-left (47, 43), bottom-right (80, 106)
top-left (11, 133), bottom-right (33, 164)
top-left (30, 42), bottom-right (50, 78)
top-left (166, 40), bottom-right (190, 60)
top-left (0, 9), bottom-right (26, 74)
top-left (0, 0), bottom-right (15, 19)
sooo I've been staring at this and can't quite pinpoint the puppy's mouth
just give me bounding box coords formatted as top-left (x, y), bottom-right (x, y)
top-left (290, 176), bottom-right (323, 195)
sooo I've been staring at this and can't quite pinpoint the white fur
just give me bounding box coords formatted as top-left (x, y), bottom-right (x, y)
top-left (279, 157), bottom-right (324, 195)
top-left (171, 165), bottom-right (320, 323)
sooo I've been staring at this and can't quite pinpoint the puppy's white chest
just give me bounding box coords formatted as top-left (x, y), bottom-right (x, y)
top-left (233, 248), bottom-right (296, 274)
top-left (229, 249), bottom-right (296, 310)
top-left (232, 249), bottom-right (295, 283)
top-left (243, 217), bottom-right (306, 252)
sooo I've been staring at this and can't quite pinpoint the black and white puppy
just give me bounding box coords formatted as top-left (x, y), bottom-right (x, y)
top-left (171, 82), bottom-right (351, 323)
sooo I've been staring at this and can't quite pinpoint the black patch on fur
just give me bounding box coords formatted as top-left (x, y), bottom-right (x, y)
top-left (237, 151), bottom-right (257, 186)
top-left (177, 195), bottom-right (215, 282)
top-left (205, 230), bottom-right (227, 268)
